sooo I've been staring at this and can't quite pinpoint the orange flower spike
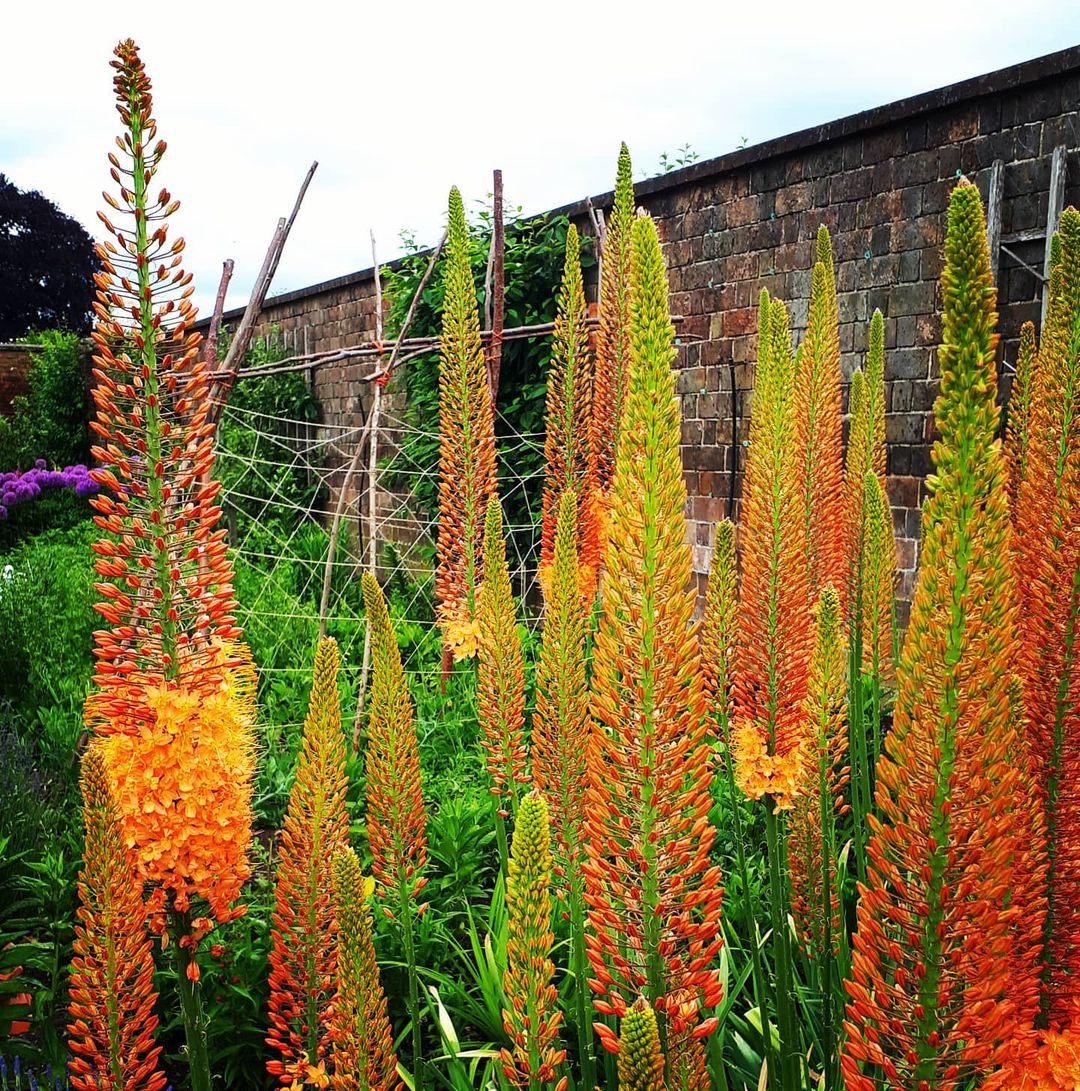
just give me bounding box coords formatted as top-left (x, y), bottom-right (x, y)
top-left (500, 792), bottom-right (567, 1091)
top-left (361, 573), bottom-right (428, 912)
top-left (98, 640), bottom-right (256, 925)
top-left (616, 999), bottom-right (666, 1091)
top-left (1014, 206), bottom-right (1080, 1027)
top-left (584, 214), bottom-right (723, 1040)
top-left (267, 639), bottom-right (351, 1084)
top-left (88, 38), bottom-right (242, 716)
top-left (539, 224), bottom-right (598, 603)
top-left (865, 308), bottom-right (887, 481)
top-left (436, 186), bottom-right (498, 658)
top-left (841, 180), bottom-right (1044, 1090)
top-left (860, 472), bottom-right (896, 686)
top-left (1005, 321), bottom-right (1038, 516)
top-left (791, 227), bottom-right (845, 605)
top-left (477, 497), bottom-right (529, 823)
top-left (67, 746), bottom-right (167, 1091)
top-left (329, 849), bottom-right (402, 1091)
top-left (592, 142), bottom-right (635, 503)
top-left (787, 586), bottom-right (847, 958)
top-left (732, 291), bottom-right (812, 810)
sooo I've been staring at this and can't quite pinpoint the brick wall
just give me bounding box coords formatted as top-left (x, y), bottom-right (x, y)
top-left (0, 346), bottom-right (35, 417)
top-left (207, 46), bottom-right (1080, 621)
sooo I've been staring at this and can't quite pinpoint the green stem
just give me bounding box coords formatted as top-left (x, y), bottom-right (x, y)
top-left (764, 808), bottom-right (800, 1091)
top-left (493, 801), bottom-right (510, 882)
top-left (848, 647), bottom-right (871, 884)
top-left (818, 744), bottom-right (836, 1091)
top-left (399, 890), bottom-right (423, 1091)
top-left (568, 871), bottom-right (596, 1091)
top-left (169, 909), bottom-right (212, 1091)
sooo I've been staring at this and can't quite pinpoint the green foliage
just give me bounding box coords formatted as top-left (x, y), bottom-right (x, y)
top-left (383, 207), bottom-right (596, 568)
top-left (0, 332), bottom-right (91, 472)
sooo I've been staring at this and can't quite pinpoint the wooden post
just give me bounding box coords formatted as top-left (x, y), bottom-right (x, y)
top-left (985, 160), bottom-right (1004, 286)
top-left (1042, 144), bottom-right (1067, 329)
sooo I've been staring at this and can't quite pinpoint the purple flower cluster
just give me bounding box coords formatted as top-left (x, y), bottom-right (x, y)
top-left (0, 460), bottom-right (98, 520)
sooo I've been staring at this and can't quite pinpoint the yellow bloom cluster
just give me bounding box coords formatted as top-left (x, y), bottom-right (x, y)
top-left (97, 643), bottom-right (257, 924)
top-left (731, 720), bottom-right (804, 812)
top-left (444, 615), bottom-right (481, 661)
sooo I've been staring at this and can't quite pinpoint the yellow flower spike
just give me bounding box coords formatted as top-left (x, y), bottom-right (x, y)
top-left (500, 792), bottom-right (566, 1091)
top-left (701, 519), bottom-right (737, 735)
top-left (267, 639), bottom-right (351, 1084)
top-left (860, 472), bottom-right (896, 686)
top-left (477, 497), bottom-right (528, 837)
top-left (1005, 321), bottom-right (1038, 517)
top-left (67, 746), bottom-right (167, 1091)
top-left (791, 228), bottom-right (845, 606)
top-left (615, 998), bottom-right (666, 1091)
top-left (436, 185), bottom-right (498, 658)
top-left (540, 224), bottom-right (599, 605)
top-left (330, 848), bottom-right (402, 1091)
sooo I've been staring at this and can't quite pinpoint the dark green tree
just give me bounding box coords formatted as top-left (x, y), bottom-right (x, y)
top-left (0, 175), bottom-right (98, 340)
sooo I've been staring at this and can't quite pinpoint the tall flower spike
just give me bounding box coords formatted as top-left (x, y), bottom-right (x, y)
top-left (616, 999), bottom-right (666, 1091)
top-left (532, 488), bottom-right (596, 1089)
top-left (361, 573), bottom-right (428, 913)
top-left (792, 227), bottom-right (845, 604)
top-left (1013, 205), bottom-right (1080, 1028)
top-left (330, 848), bottom-right (402, 1091)
top-left (539, 224), bottom-right (598, 604)
top-left (732, 292), bottom-right (812, 810)
top-left (436, 185), bottom-right (498, 661)
top-left (788, 585), bottom-right (847, 961)
top-left (841, 180), bottom-right (1043, 1089)
top-left (67, 746), bottom-right (167, 1091)
top-left (865, 308), bottom-right (887, 480)
top-left (477, 497), bottom-right (528, 849)
top-left (860, 472), bottom-right (896, 686)
top-left (534, 489), bottom-right (591, 881)
top-left (592, 144), bottom-right (635, 512)
top-left (584, 214), bottom-right (724, 1049)
top-left (500, 792), bottom-right (567, 1091)
top-left (267, 639), bottom-right (351, 1085)
top-left (85, 39), bottom-right (255, 929)
top-left (1005, 321), bottom-right (1038, 518)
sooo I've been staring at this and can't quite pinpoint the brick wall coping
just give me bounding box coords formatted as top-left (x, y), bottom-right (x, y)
top-left (199, 42), bottom-right (1080, 329)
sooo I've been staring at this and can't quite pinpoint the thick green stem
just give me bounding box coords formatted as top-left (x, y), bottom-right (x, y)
top-left (568, 871), bottom-right (596, 1091)
top-left (169, 909), bottom-right (213, 1091)
top-left (764, 808), bottom-right (800, 1091)
top-left (399, 890), bottom-right (424, 1091)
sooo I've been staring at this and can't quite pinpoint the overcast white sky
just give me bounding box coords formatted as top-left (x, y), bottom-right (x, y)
top-left (2, 1), bottom-right (1077, 317)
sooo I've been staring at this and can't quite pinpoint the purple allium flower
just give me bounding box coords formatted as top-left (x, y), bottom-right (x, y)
top-left (0, 462), bottom-right (98, 519)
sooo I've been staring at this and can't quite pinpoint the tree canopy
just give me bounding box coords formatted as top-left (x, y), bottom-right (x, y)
top-left (0, 174), bottom-right (97, 341)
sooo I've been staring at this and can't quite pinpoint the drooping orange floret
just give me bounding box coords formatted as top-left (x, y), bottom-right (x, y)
top-left (984, 1022), bottom-right (1080, 1090)
top-left (361, 573), bottom-right (428, 915)
top-left (841, 180), bottom-right (1044, 1090)
top-left (94, 640), bottom-right (256, 927)
top-left (267, 640), bottom-right (351, 1085)
top-left (329, 849), bottom-right (402, 1091)
top-left (787, 586), bottom-right (847, 961)
top-left (592, 143), bottom-right (635, 505)
top-left (436, 186), bottom-right (498, 659)
top-left (584, 214), bottom-right (723, 1045)
top-left (500, 792), bottom-right (567, 1091)
top-left (87, 40), bottom-right (242, 730)
top-left (539, 224), bottom-right (599, 604)
top-left (67, 746), bottom-right (167, 1091)
top-left (732, 291), bottom-right (812, 811)
top-left (477, 497), bottom-right (528, 822)
top-left (1005, 320), bottom-right (1038, 518)
top-left (791, 227), bottom-right (845, 606)
top-left (1013, 206), bottom-right (1080, 1028)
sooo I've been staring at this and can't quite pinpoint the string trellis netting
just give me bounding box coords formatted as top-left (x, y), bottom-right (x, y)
top-left (213, 358), bottom-right (551, 758)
